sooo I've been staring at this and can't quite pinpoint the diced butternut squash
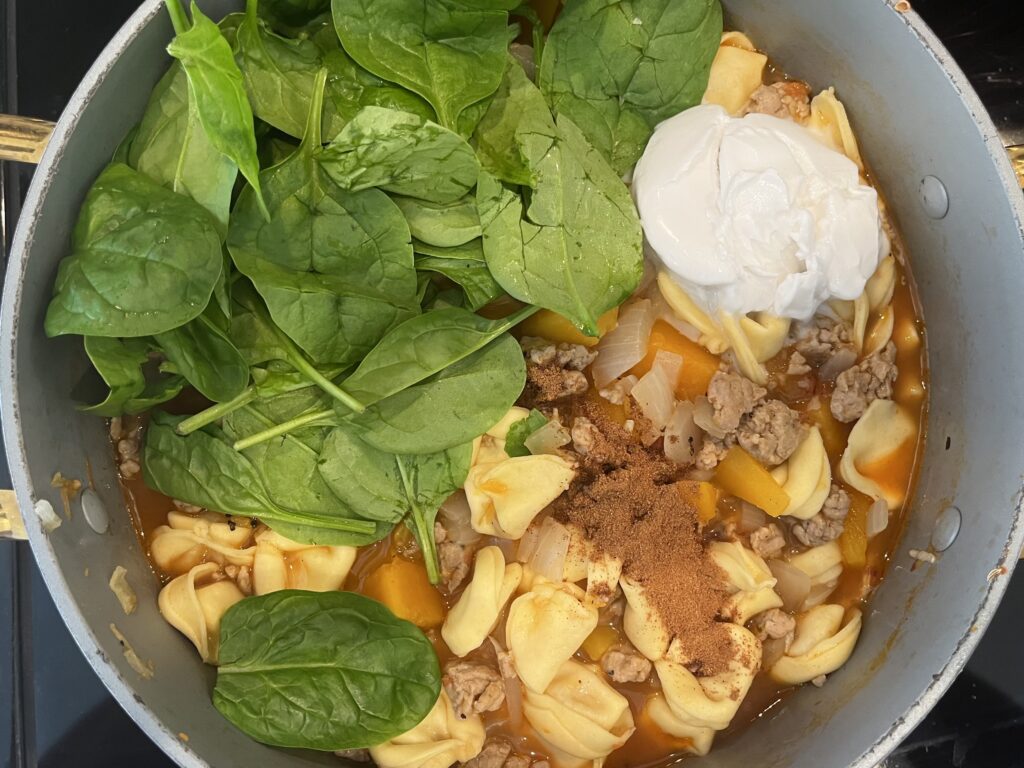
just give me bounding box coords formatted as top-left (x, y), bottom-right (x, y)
top-left (518, 307), bottom-right (619, 347)
top-left (581, 624), bottom-right (620, 661)
top-left (806, 396), bottom-right (852, 462)
top-left (712, 447), bottom-right (790, 518)
top-left (839, 490), bottom-right (870, 567)
top-left (676, 480), bottom-right (720, 525)
top-left (630, 321), bottom-right (720, 400)
top-left (363, 558), bottom-right (445, 629)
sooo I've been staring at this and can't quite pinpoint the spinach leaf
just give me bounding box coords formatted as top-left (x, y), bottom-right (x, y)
top-left (128, 63), bottom-right (238, 233)
top-left (477, 116), bottom-right (643, 336)
top-left (474, 56), bottom-right (555, 187)
top-left (44, 163), bottom-right (223, 338)
top-left (155, 310), bottom-right (250, 403)
top-left (346, 332), bottom-right (526, 454)
top-left (331, 0), bottom-right (511, 131)
top-left (213, 590), bottom-right (441, 750)
top-left (320, 107), bottom-right (479, 204)
top-left (165, 0), bottom-right (269, 218)
top-left (78, 337), bottom-right (183, 416)
top-left (415, 255), bottom-right (503, 310)
top-left (264, 518), bottom-right (392, 546)
top-left (341, 305), bottom-right (533, 405)
top-left (394, 195), bottom-right (481, 248)
top-left (503, 407), bottom-right (545, 456)
top-left (538, 0), bottom-right (722, 173)
top-left (229, 72), bottom-right (418, 366)
top-left (256, 0), bottom-right (330, 31)
top-left (143, 411), bottom-right (377, 536)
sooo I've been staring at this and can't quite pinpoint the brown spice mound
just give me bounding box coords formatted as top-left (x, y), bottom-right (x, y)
top-left (553, 399), bottom-right (736, 675)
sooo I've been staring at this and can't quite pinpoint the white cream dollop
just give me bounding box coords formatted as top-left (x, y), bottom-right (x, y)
top-left (634, 104), bottom-right (886, 321)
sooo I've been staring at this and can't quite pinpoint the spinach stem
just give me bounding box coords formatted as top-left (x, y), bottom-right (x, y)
top-left (164, 0), bottom-right (190, 36)
top-left (176, 388), bottom-right (256, 435)
top-left (397, 459), bottom-right (441, 585)
top-left (287, 351), bottom-right (366, 413)
top-left (261, 510), bottom-right (375, 535)
top-left (232, 408), bottom-right (333, 451)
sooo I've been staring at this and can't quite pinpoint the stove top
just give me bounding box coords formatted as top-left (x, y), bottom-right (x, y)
top-left (2, 1), bottom-right (1023, 767)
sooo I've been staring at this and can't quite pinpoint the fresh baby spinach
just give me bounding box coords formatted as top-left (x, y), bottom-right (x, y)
top-left (256, 0), bottom-right (329, 29)
top-left (394, 195), bottom-right (481, 248)
top-left (128, 63), bottom-right (238, 232)
top-left (539, 0), bottom-right (722, 173)
top-left (213, 590), bottom-right (441, 750)
top-left (503, 407), bottom-right (546, 457)
top-left (154, 310), bottom-right (250, 403)
top-left (78, 337), bottom-right (184, 416)
top-left (320, 107), bottom-right (480, 204)
top-left (415, 255), bottom-right (503, 310)
top-left (478, 115), bottom-right (643, 336)
top-left (165, 0), bottom-right (270, 218)
top-left (44, 163), bottom-right (223, 339)
top-left (331, 0), bottom-right (512, 131)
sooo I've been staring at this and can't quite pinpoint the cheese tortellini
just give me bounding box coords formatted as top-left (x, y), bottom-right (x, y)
top-left (251, 528), bottom-right (356, 595)
top-left (150, 510), bottom-right (256, 576)
top-left (840, 399), bottom-right (917, 509)
top-left (370, 690), bottom-right (485, 768)
top-left (442, 546), bottom-right (522, 657)
top-left (563, 525), bottom-right (623, 607)
top-left (770, 604), bottom-right (863, 685)
top-left (621, 577), bottom-right (672, 662)
top-left (158, 562), bottom-right (244, 663)
top-left (522, 660), bottom-right (636, 768)
top-left (506, 579), bottom-right (598, 692)
top-left (788, 541), bottom-right (843, 609)
top-left (466, 412), bottom-right (575, 540)
top-left (709, 541), bottom-right (783, 624)
top-left (771, 427), bottom-right (832, 520)
top-left (807, 87), bottom-right (864, 170)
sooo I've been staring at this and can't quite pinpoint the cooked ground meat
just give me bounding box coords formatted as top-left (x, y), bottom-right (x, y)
top-left (793, 316), bottom-right (856, 366)
top-left (436, 521), bottom-right (472, 593)
top-left (821, 484), bottom-right (851, 521)
top-left (830, 342), bottom-right (898, 423)
top-left (524, 364), bottom-right (589, 405)
top-left (463, 739), bottom-right (511, 768)
top-left (736, 400), bottom-right (805, 467)
top-left (695, 434), bottom-right (733, 471)
top-left (753, 608), bottom-right (796, 643)
top-left (570, 416), bottom-right (600, 457)
top-left (114, 419), bottom-right (142, 478)
top-left (521, 337), bottom-right (597, 371)
top-left (598, 375), bottom-right (637, 405)
top-left (334, 749), bottom-right (373, 763)
top-left (600, 644), bottom-right (653, 683)
top-left (443, 662), bottom-right (505, 720)
top-left (707, 371), bottom-right (766, 432)
top-left (744, 81), bottom-right (812, 122)
top-left (786, 351), bottom-right (811, 377)
top-left (750, 523), bottom-right (786, 560)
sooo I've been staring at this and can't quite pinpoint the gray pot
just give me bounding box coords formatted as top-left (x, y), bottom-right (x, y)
top-left (3, 1), bottom-right (1023, 766)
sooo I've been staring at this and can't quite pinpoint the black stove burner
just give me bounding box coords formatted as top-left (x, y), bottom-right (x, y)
top-left (2, 1), bottom-right (1022, 766)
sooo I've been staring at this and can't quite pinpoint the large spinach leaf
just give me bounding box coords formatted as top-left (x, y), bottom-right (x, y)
top-left (330, 0), bottom-right (512, 131)
top-left (128, 63), bottom-right (238, 232)
top-left (165, 0), bottom-right (269, 217)
top-left (538, 0), bottom-right (722, 174)
top-left (155, 310), bottom-right (250, 403)
top-left (44, 163), bottom-right (223, 338)
top-left (477, 115), bottom-right (643, 336)
top-left (257, 0), bottom-right (329, 28)
top-left (143, 411), bottom-right (377, 537)
top-left (415, 255), bottom-right (503, 310)
top-left (213, 590), bottom-right (441, 750)
top-left (394, 195), bottom-right (480, 248)
top-left (346, 332), bottom-right (525, 454)
top-left (78, 337), bottom-right (184, 416)
top-left (319, 107), bottom-right (479, 204)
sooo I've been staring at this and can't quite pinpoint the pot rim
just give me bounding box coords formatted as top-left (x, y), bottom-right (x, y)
top-left (3, 2), bottom-right (1024, 767)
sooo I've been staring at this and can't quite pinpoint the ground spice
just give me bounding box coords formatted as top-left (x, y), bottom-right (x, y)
top-left (553, 398), bottom-right (737, 675)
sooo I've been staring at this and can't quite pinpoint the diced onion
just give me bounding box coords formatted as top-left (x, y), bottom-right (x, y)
top-left (664, 401), bottom-right (701, 466)
top-left (527, 517), bottom-right (570, 583)
top-left (818, 347), bottom-right (858, 382)
top-left (761, 636), bottom-right (787, 670)
top-left (769, 559), bottom-right (812, 612)
top-left (693, 396), bottom-right (727, 439)
top-left (653, 350), bottom-right (683, 385)
top-left (801, 581), bottom-right (838, 611)
top-left (866, 498), bottom-right (889, 538)
top-left (516, 523), bottom-right (541, 563)
top-left (631, 367), bottom-right (675, 431)
top-left (438, 491), bottom-right (480, 545)
top-left (592, 299), bottom-right (656, 387)
top-left (525, 420), bottom-right (571, 456)
top-left (738, 501), bottom-right (768, 533)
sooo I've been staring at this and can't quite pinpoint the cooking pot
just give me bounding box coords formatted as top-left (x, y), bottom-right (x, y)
top-left (2, 1), bottom-right (1023, 766)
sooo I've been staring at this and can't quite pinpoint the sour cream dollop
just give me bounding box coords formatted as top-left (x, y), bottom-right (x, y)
top-left (633, 104), bottom-right (887, 321)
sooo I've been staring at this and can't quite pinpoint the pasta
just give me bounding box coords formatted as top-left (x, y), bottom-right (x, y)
top-left (807, 87), bottom-right (865, 170)
top-left (563, 526), bottom-right (624, 607)
top-left (788, 541), bottom-right (843, 609)
top-left (771, 427), bottom-right (832, 520)
top-left (506, 579), bottom-right (599, 692)
top-left (370, 691), bottom-right (485, 768)
top-left (157, 562), bottom-right (244, 663)
top-left (442, 546), bottom-right (522, 657)
top-left (522, 660), bottom-right (635, 768)
top-left (703, 32), bottom-right (767, 116)
top-left (770, 605), bottom-right (864, 685)
top-left (709, 541), bottom-right (783, 624)
top-left (466, 453), bottom-right (575, 539)
top-left (251, 528), bottom-right (356, 595)
top-left (621, 577), bottom-right (671, 662)
top-left (840, 399), bottom-right (918, 508)
top-left (150, 510), bottom-right (256, 576)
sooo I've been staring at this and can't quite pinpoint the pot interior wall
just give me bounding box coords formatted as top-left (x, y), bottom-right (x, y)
top-left (3, 1), bottom-right (1023, 767)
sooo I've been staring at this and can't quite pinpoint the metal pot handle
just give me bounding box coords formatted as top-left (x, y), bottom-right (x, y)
top-left (0, 115), bottom-right (55, 164)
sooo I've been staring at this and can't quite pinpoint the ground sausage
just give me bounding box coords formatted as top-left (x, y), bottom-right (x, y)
top-left (600, 644), bottom-right (653, 683)
top-left (436, 521), bottom-right (472, 594)
top-left (744, 81), bottom-right (812, 122)
top-left (736, 400), bottom-right (805, 467)
top-left (754, 608), bottom-right (796, 642)
top-left (462, 739), bottom-right (514, 768)
top-left (521, 337), bottom-right (597, 371)
top-left (830, 342), bottom-right (898, 423)
top-left (821, 484), bottom-right (851, 521)
top-left (443, 662), bottom-right (505, 720)
top-left (750, 523), bottom-right (786, 560)
top-left (570, 417), bottom-right (600, 457)
top-left (793, 316), bottom-right (856, 366)
top-left (707, 371), bottom-right (766, 432)
top-left (695, 435), bottom-right (733, 471)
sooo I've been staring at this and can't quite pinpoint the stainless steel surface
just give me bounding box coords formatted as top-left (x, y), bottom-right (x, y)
top-left (2, 1), bottom-right (1023, 767)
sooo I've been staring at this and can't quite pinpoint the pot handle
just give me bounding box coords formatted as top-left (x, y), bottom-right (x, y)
top-left (0, 115), bottom-right (55, 164)
top-left (0, 491), bottom-right (26, 540)
top-left (1008, 145), bottom-right (1024, 191)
